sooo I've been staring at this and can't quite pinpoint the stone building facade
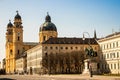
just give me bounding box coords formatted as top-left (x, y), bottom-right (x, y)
top-left (98, 32), bottom-right (120, 74)
top-left (25, 13), bottom-right (100, 74)
top-left (26, 38), bottom-right (99, 74)
top-left (6, 11), bottom-right (100, 74)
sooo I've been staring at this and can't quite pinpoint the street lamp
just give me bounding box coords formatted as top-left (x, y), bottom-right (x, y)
top-left (82, 32), bottom-right (93, 77)
top-left (83, 32), bottom-right (90, 44)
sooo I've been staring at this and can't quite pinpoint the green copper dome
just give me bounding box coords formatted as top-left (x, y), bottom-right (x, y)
top-left (40, 13), bottom-right (57, 32)
top-left (7, 20), bottom-right (13, 28)
top-left (14, 11), bottom-right (21, 20)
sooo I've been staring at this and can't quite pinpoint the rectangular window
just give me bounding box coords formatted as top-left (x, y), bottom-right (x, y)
top-left (111, 64), bottom-right (113, 69)
top-left (113, 53), bottom-right (115, 58)
top-left (110, 53), bottom-right (112, 58)
top-left (114, 64), bottom-right (116, 69)
top-left (110, 44), bottom-right (111, 48)
top-left (116, 42), bottom-right (118, 47)
top-left (18, 50), bottom-right (20, 55)
top-left (113, 43), bottom-right (115, 48)
top-left (117, 52), bottom-right (119, 58)
top-left (18, 36), bottom-right (20, 41)
top-left (107, 54), bottom-right (109, 59)
top-left (118, 63), bottom-right (119, 69)
top-left (104, 45), bottom-right (105, 50)
top-left (43, 36), bottom-right (46, 41)
top-left (50, 46), bottom-right (53, 49)
top-left (107, 44), bottom-right (108, 49)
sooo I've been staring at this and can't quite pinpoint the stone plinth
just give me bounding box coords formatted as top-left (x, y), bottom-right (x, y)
top-left (82, 59), bottom-right (91, 76)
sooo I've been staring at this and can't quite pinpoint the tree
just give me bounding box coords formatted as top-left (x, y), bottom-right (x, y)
top-left (42, 50), bottom-right (86, 74)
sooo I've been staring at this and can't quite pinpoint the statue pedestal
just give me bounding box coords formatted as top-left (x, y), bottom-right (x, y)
top-left (82, 59), bottom-right (91, 76)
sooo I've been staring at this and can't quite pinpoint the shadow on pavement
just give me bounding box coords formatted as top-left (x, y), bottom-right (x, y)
top-left (0, 78), bottom-right (16, 80)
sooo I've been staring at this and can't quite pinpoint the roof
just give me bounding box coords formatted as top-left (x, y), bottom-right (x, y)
top-left (16, 52), bottom-right (27, 59)
top-left (23, 42), bottom-right (39, 46)
top-left (42, 37), bottom-right (98, 45)
top-left (105, 32), bottom-right (120, 38)
top-left (40, 13), bottom-right (57, 32)
top-left (14, 11), bottom-right (21, 20)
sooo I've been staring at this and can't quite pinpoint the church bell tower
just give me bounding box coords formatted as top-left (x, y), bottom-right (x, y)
top-left (5, 11), bottom-right (23, 73)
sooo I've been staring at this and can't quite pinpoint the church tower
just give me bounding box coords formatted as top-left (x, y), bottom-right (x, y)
top-left (13, 11), bottom-right (23, 72)
top-left (5, 11), bottom-right (23, 73)
top-left (39, 13), bottom-right (58, 43)
top-left (6, 20), bottom-right (14, 73)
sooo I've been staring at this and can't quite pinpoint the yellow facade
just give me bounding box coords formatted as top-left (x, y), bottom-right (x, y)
top-left (5, 12), bottom-right (59, 74)
top-left (39, 31), bottom-right (58, 43)
top-left (5, 12), bottom-right (37, 74)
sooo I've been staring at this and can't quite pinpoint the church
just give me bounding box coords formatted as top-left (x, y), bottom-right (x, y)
top-left (5, 11), bottom-right (100, 74)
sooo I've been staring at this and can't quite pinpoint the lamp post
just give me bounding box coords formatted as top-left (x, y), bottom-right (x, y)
top-left (83, 32), bottom-right (90, 45)
top-left (82, 32), bottom-right (93, 77)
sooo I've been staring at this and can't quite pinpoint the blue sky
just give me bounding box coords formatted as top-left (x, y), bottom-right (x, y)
top-left (0, 0), bottom-right (120, 61)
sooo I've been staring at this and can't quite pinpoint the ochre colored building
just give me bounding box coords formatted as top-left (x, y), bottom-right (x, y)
top-left (6, 11), bottom-right (99, 74)
top-left (5, 11), bottom-right (38, 74)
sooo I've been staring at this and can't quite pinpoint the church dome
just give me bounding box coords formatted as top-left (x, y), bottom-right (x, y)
top-left (14, 11), bottom-right (21, 20)
top-left (7, 20), bottom-right (13, 28)
top-left (40, 13), bottom-right (57, 32)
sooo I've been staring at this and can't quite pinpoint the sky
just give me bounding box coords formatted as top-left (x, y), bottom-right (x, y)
top-left (0, 0), bottom-right (120, 61)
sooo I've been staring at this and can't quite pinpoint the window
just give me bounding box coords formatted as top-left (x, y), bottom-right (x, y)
top-left (56, 47), bottom-right (58, 49)
top-left (113, 43), bottom-right (115, 48)
top-left (45, 46), bottom-right (47, 50)
top-left (65, 47), bottom-right (68, 50)
top-left (8, 39), bottom-right (10, 42)
top-left (114, 64), bottom-right (116, 69)
top-left (107, 44), bottom-right (108, 49)
top-left (110, 44), bottom-right (111, 48)
top-left (18, 36), bottom-right (20, 41)
top-left (75, 47), bottom-right (78, 49)
top-left (103, 54), bottom-right (106, 59)
top-left (110, 53), bottom-right (112, 58)
top-left (60, 47), bottom-right (63, 49)
top-left (117, 52), bottom-right (119, 58)
top-left (43, 36), bottom-right (46, 41)
top-left (103, 64), bottom-right (106, 69)
top-left (71, 47), bottom-right (73, 50)
top-left (50, 46), bottom-right (53, 49)
top-left (116, 42), bottom-right (118, 47)
top-left (107, 54), bottom-right (109, 59)
top-left (118, 63), bottom-right (119, 69)
top-left (111, 64), bottom-right (113, 69)
top-left (100, 45), bottom-right (102, 50)
top-left (113, 53), bottom-right (115, 58)
top-left (104, 45), bottom-right (105, 50)
top-left (18, 50), bottom-right (20, 55)
top-left (10, 50), bottom-right (13, 55)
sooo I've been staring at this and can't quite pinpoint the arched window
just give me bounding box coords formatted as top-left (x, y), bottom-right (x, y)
top-left (45, 53), bottom-right (47, 56)
top-left (18, 36), bottom-right (20, 41)
top-left (10, 49), bottom-right (13, 55)
top-left (18, 50), bottom-right (20, 55)
top-left (43, 36), bottom-right (46, 41)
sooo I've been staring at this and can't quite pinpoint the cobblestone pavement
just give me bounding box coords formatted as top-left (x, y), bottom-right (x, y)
top-left (0, 74), bottom-right (120, 80)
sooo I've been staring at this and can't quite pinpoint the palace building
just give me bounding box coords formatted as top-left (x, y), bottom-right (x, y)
top-left (98, 32), bottom-right (120, 74)
top-left (6, 11), bottom-right (100, 74)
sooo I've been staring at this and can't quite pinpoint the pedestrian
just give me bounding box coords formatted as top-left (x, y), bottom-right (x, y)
top-left (89, 65), bottom-right (93, 77)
